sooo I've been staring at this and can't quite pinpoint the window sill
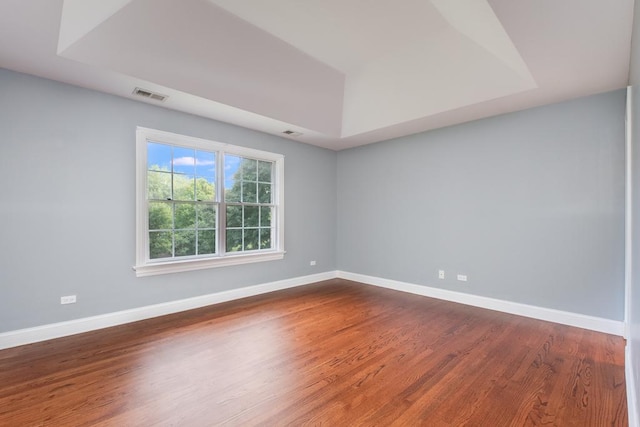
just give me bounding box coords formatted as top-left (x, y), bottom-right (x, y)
top-left (133, 251), bottom-right (285, 277)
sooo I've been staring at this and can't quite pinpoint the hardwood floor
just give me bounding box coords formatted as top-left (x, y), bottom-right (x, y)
top-left (0, 279), bottom-right (628, 426)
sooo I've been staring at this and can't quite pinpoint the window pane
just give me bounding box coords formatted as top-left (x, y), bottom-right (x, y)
top-left (260, 228), bottom-right (272, 249)
top-left (149, 202), bottom-right (172, 230)
top-left (226, 229), bottom-right (243, 252)
top-left (175, 230), bottom-right (196, 256)
top-left (175, 203), bottom-right (196, 229)
top-left (224, 155), bottom-right (241, 202)
top-left (244, 206), bottom-right (259, 227)
top-left (260, 206), bottom-right (272, 227)
top-left (242, 182), bottom-right (257, 203)
top-left (148, 171), bottom-right (171, 200)
top-left (225, 184), bottom-right (241, 203)
top-left (173, 147), bottom-right (195, 175)
top-left (196, 177), bottom-right (215, 201)
top-left (174, 175), bottom-right (195, 200)
top-left (198, 230), bottom-right (216, 255)
top-left (197, 204), bottom-right (216, 229)
top-left (244, 228), bottom-right (259, 251)
top-left (242, 158), bottom-right (257, 181)
top-left (226, 205), bottom-right (242, 228)
top-left (149, 231), bottom-right (172, 259)
top-left (258, 183), bottom-right (271, 204)
top-left (147, 142), bottom-right (172, 171)
top-left (258, 161), bottom-right (272, 182)
top-left (195, 151), bottom-right (215, 178)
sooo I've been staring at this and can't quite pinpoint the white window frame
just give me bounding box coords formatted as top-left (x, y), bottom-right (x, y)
top-left (134, 127), bottom-right (285, 277)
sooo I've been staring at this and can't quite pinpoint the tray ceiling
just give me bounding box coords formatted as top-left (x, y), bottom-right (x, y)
top-left (0, 0), bottom-right (634, 150)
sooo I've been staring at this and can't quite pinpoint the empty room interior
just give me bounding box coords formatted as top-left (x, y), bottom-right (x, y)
top-left (2, 0), bottom-right (640, 425)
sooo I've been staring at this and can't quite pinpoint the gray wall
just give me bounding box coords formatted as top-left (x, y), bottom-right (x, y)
top-left (0, 68), bottom-right (337, 332)
top-left (337, 90), bottom-right (626, 320)
top-left (0, 67), bottom-right (628, 335)
top-left (627, 0), bottom-right (640, 419)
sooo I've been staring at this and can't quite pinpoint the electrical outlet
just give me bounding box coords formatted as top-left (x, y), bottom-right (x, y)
top-left (438, 270), bottom-right (445, 279)
top-left (310, 260), bottom-right (316, 266)
top-left (60, 295), bottom-right (76, 305)
top-left (457, 274), bottom-right (468, 282)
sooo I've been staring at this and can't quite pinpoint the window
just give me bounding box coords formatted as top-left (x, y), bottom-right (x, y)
top-left (135, 127), bottom-right (284, 276)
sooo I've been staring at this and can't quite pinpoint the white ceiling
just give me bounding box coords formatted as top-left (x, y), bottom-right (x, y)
top-left (0, 0), bottom-right (634, 150)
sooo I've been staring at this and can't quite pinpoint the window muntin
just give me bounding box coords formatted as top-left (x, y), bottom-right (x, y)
top-left (135, 127), bottom-right (284, 276)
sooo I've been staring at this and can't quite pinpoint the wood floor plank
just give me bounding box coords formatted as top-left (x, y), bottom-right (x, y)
top-left (0, 279), bottom-right (627, 426)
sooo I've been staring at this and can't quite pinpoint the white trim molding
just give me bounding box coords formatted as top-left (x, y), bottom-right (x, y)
top-left (627, 346), bottom-right (639, 427)
top-left (337, 271), bottom-right (625, 336)
top-left (0, 271), bottom-right (335, 351)
top-left (133, 251), bottom-right (285, 277)
top-left (625, 85), bottom-right (633, 341)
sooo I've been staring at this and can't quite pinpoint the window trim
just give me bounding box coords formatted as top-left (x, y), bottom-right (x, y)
top-left (134, 127), bottom-right (285, 277)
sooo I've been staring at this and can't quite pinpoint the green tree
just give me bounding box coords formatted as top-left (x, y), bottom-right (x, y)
top-left (225, 158), bottom-right (273, 252)
top-left (146, 158), bottom-right (273, 258)
top-left (147, 165), bottom-right (216, 259)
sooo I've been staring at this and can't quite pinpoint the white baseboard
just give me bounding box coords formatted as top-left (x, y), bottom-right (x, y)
top-left (337, 271), bottom-right (624, 336)
top-left (0, 271), bottom-right (336, 351)
top-left (1, 270), bottom-right (625, 351)
top-left (628, 345), bottom-right (640, 427)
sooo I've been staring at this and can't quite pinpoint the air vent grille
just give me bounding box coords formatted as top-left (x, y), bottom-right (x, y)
top-left (133, 87), bottom-right (168, 102)
top-left (282, 130), bottom-right (303, 137)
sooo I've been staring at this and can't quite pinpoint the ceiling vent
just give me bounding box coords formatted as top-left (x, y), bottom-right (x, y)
top-left (282, 130), bottom-right (303, 137)
top-left (132, 87), bottom-right (168, 102)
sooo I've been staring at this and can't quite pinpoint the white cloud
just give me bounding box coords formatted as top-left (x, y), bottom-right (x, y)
top-left (173, 156), bottom-right (215, 166)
